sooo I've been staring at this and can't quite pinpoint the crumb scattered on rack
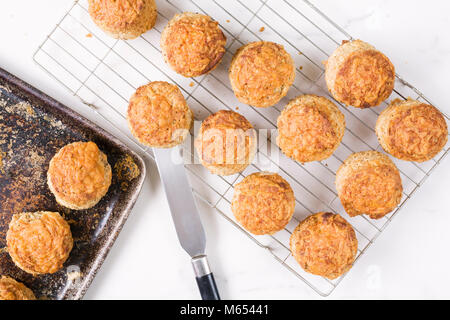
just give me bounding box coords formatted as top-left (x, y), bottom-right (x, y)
top-left (299, 66), bottom-right (303, 70)
top-left (189, 82), bottom-right (195, 87)
top-left (259, 26), bottom-right (265, 32)
top-left (298, 51), bottom-right (302, 55)
top-left (86, 33), bottom-right (93, 38)
top-left (235, 106), bottom-right (239, 110)
top-left (226, 19), bottom-right (230, 23)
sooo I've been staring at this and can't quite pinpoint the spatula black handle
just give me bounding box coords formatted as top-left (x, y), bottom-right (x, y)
top-left (196, 272), bottom-right (220, 300)
top-left (192, 255), bottom-right (221, 300)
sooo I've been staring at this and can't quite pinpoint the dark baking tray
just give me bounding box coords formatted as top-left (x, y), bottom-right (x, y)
top-left (0, 67), bottom-right (146, 300)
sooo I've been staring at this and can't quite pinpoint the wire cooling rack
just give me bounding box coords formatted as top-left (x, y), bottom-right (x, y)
top-left (33, 0), bottom-right (449, 296)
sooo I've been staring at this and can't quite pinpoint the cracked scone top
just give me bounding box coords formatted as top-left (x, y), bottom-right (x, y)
top-left (229, 41), bottom-right (295, 108)
top-left (7, 211), bottom-right (73, 275)
top-left (276, 95), bottom-right (345, 162)
top-left (195, 110), bottom-right (256, 176)
top-left (161, 12), bottom-right (227, 77)
top-left (47, 141), bottom-right (112, 210)
top-left (0, 276), bottom-right (36, 300)
top-left (336, 151), bottom-right (403, 219)
top-left (128, 81), bottom-right (193, 148)
top-left (290, 212), bottom-right (358, 280)
top-left (376, 99), bottom-right (448, 162)
top-left (325, 39), bottom-right (395, 108)
top-left (88, 0), bottom-right (157, 39)
top-left (232, 172), bottom-right (295, 235)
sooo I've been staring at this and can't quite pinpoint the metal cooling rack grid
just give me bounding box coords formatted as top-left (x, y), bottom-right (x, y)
top-left (32, 0), bottom-right (450, 296)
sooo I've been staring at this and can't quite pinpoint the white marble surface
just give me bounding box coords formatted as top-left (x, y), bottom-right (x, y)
top-left (0, 0), bottom-right (449, 299)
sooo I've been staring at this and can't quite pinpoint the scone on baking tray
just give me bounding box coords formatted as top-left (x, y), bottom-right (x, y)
top-left (88, 0), bottom-right (157, 39)
top-left (194, 110), bottom-right (256, 176)
top-left (376, 99), bottom-right (448, 162)
top-left (161, 12), bottom-right (227, 77)
top-left (336, 151), bottom-right (403, 219)
top-left (290, 212), bottom-right (358, 280)
top-left (127, 81), bottom-right (193, 148)
top-left (229, 41), bottom-right (295, 108)
top-left (0, 276), bottom-right (36, 300)
top-left (6, 211), bottom-right (73, 275)
top-left (47, 141), bottom-right (112, 210)
top-left (276, 94), bottom-right (345, 163)
top-left (325, 39), bottom-right (395, 108)
top-left (231, 172), bottom-right (295, 235)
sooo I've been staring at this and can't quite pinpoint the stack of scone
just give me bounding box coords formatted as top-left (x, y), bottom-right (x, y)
top-left (84, 3), bottom-right (448, 285)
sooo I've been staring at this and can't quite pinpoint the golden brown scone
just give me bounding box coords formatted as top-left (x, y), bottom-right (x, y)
top-left (161, 12), bottom-right (226, 77)
top-left (0, 276), bottom-right (36, 300)
top-left (325, 40), bottom-right (395, 108)
top-left (127, 81), bottom-right (193, 148)
top-left (290, 212), bottom-right (358, 280)
top-left (232, 172), bottom-right (295, 235)
top-left (195, 110), bottom-right (256, 176)
top-left (229, 41), bottom-right (295, 108)
top-left (6, 211), bottom-right (73, 275)
top-left (276, 95), bottom-right (345, 162)
top-left (376, 99), bottom-right (448, 162)
top-left (88, 0), bottom-right (157, 39)
top-left (336, 151), bottom-right (402, 219)
top-left (47, 141), bottom-right (112, 210)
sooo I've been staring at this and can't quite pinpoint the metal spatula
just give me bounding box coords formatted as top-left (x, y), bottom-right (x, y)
top-left (153, 147), bottom-right (220, 300)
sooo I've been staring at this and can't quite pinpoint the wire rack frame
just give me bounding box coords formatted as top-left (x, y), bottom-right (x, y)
top-left (32, 0), bottom-right (449, 297)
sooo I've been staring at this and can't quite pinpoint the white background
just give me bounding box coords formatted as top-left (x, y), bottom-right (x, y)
top-left (0, 0), bottom-right (449, 299)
